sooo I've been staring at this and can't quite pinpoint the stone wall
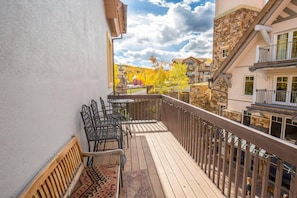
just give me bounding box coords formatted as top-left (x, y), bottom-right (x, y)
top-left (190, 80), bottom-right (228, 114)
top-left (213, 7), bottom-right (259, 70)
top-left (190, 83), bottom-right (211, 111)
top-left (210, 78), bottom-right (228, 114)
top-left (250, 115), bottom-right (270, 133)
top-left (222, 109), bottom-right (242, 122)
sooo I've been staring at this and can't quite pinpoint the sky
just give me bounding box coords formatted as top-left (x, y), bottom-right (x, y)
top-left (113, 0), bottom-right (215, 67)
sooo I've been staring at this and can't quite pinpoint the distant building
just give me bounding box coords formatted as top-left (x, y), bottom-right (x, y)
top-left (172, 56), bottom-right (212, 84)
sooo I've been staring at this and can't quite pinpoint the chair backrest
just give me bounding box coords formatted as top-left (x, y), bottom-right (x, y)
top-left (90, 99), bottom-right (102, 127)
top-left (99, 97), bottom-right (107, 117)
top-left (80, 104), bottom-right (97, 141)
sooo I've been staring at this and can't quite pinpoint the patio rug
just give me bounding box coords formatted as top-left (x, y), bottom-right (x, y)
top-left (123, 169), bottom-right (155, 198)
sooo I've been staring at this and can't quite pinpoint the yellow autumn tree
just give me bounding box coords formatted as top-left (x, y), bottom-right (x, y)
top-left (168, 62), bottom-right (189, 99)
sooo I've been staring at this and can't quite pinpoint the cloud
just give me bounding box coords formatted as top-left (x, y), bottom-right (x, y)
top-left (114, 0), bottom-right (215, 67)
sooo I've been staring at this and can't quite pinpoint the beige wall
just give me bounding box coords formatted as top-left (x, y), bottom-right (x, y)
top-left (215, 0), bottom-right (266, 17)
top-left (0, 1), bottom-right (113, 197)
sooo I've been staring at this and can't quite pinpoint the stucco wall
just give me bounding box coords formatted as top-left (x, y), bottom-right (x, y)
top-left (215, 0), bottom-right (265, 17)
top-left (0, 1), bottom-right (112, 197)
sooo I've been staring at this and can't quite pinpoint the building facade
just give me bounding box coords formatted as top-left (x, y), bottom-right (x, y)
top-left (212, 0), bottom-right (297, 144)
top-left (0, 1), bottom-right (126, 197)
top-left (172, 56), bottom-right (212, 84)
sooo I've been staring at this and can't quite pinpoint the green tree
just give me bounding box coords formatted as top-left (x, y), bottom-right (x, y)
top-left (148, 67), bottom-right (168, 93)
top-left (168, 62), bottom-right (189, 99)
top-left (114, 64), bottom-right (120, 91)
top-left (147, 55), bottom-right (170, 93)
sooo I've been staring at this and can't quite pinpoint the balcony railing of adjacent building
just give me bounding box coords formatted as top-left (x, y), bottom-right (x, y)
top-left (255, 89), bottom-right (297, 107)
top-left (257, 40), bottom-right (297, 63)
top-left (108, 94), bottom-right (297, 198)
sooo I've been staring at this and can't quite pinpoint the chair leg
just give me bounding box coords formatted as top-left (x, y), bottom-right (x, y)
top-left (87, 143), bottom-right (91, 166)
top-left (120, 168), bottom-right (124, 187)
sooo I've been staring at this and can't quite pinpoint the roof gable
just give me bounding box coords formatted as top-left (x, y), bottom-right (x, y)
top-left (212, 0), bottom-right (293, 82)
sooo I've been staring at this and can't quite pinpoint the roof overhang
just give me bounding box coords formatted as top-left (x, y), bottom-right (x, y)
top-left (104, 0), bottom-right (127, 37)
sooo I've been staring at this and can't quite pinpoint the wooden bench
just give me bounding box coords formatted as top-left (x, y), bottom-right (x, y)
top-left (18, 136), bottom-right (125, 198)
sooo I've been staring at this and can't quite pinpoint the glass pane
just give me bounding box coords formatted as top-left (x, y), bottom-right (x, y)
top-left (290, 77), bottom-right (297, 103)
top-left (292, 31), bottom-right (297, 59)
top-left (271, 120), bottom-right (282, 138)
top-left (285, 120), bottom-right (297, 144)
top-left (276, 77), bottom-right (288, 102)
top-left (244, 76), bottom-right (254, 95)
top-left (276, 33), bottom-right (288, 60)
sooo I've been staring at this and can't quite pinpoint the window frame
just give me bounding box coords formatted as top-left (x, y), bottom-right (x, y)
top-left (273, 75), bottom-right (297, 105)
top-left (243, 75), bottom-right (254, 96)
top-left (106, 32), bottom-right (114, 88)
top-left (219, 46), bottom-right (229, 60)
top-left (273, 29), bottom-right (297, 61)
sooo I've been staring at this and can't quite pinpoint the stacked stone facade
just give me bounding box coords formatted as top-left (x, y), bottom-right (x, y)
top-left (210, 7), bottom-right (260, 117)
top-left (213, 7), bottom-right (259, 70)
top-left (191, 6), bottom-right (263, 123)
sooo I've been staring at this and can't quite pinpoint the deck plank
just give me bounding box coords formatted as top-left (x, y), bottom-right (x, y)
top-left (95, 121), bottom-right (224, 198)
top-left (162, 132), bottom-right (224, 197)
top-left (145, 132), bottom-right (176, 198)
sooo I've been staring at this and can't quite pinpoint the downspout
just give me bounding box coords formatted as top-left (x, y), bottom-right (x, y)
top-left (112, 34), bottom-right (123, 95)
top-left (254, 25), bottom-right (272, 45)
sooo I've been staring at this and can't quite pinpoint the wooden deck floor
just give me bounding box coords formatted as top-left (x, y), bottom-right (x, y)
top-left (96, 121), bottom-right (224, 198)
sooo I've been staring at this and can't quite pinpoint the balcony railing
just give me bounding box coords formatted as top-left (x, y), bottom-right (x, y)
top-left (108, 94), bottom-right (297, 197)
top-left (257, 40), bottom-right (297, 63)
top-left (255, 89), bottom-right (297, 107)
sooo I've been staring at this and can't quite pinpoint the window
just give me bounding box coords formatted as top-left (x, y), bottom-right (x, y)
top-left (243, 110), bottom-right (251, 126)
top-left (270, 116), bottom-right (282, 138)
top-left (275, 30), bottom-right (297, 60)
top-left (276, 33), bottom-right (288, 60)
top-left (106, 32), bottom-right (113, 88)
top-left (274, 76), bottom-right (297, 104)
top-left (275, 76), bottom-right (288, 102)
top-left (222, 49), bottom-right (229, 58)
top-left (270, 116), bottom-right (297, 144)
top-left (244, 76), bottom-right (254, 96)
top-left (285, 118), bottom-right (297, 144)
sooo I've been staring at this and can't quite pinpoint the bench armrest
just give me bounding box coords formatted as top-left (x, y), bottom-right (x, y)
top-left (81, 149), bottom-right (124, 157)
top-left (82, 149), bottom-right (126, 168)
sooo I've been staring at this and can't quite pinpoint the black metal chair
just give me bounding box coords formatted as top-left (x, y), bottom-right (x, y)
top-left (81, 104), bottom-right (126, 185)
top-left (99, 97), bottom-right (126, 121)
top-left (80, 104), bottom-right (123, 153)
top-left (99, 97), bottom-right (132, 147)
top-left (91, 99), bottom-right (121, 128)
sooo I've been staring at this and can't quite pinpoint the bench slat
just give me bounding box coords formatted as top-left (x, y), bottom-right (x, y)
top-left (49, 174), bottom-right (59, 198)
top-left (18, 136), bottom-right (122, 198)
top-left (57, 163), bottom-right (68, 192)
top-left (42, 182), bottom-right (51, 197)
top-left (45, 179), bottom-right (54, 197)
top-left (52, 170), bottom-right (62, 197)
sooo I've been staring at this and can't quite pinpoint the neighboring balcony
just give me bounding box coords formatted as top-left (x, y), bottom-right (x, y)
top-left (251, 41), bottom-right (297, 71)
top-left (107, 94), bottom-right (297, 198)
top-left (255, 89), bottom-right (297, 107)
top-left (257, 40), bottom-right (297, 63)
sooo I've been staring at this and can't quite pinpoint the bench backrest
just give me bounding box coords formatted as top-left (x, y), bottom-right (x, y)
top-left (18, 136), bottom-right (84, 198)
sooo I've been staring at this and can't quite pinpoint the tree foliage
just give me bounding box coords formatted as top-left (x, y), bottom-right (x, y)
top-left (114, 56), bottom-right (189, 95)
top-left (168, 62), bottom-right (189, 93)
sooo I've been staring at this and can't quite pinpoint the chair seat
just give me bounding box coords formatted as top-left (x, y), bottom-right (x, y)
top-left (71, 165), bottom-right (119, 198)
top-left (98, 126), bottom-right (121, 140)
